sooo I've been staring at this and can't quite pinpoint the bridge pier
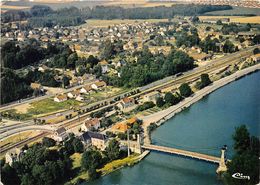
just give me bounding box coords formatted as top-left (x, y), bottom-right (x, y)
top-left (216, 147), bottom-right (228, 174)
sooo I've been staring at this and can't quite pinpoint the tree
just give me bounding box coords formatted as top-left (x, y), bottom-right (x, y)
top-left (179, 83), bottom-right (193, 97)
top-left (42, 137), bottom-right (56, 147)
top-left (81, 150), bottom-right (102, 171)
top-left (253, 48), bottom-right (260, 55)
top-left (88, 167), bottom-right (100, 180)
top-left (223, 40), bottom-right (235, 53)
top-left (1, 164), bottom-right (20, 185)
top-left (196, 73), bottom-right (212, 89)
top-left (224, 125), bottom-right (260, 185)
top-left (72, 138), bottom-right (84, 153)
top-left (105, 139), bottom-right (120, 161)
top-left (62, 75), bottom-right (71, 87)
top-left (233, 125), bottom-right (250, 154)
top-left (156, 97), bottom-right (165, 108)
top-left (164, 92), bottom-right (177, 105)
top-left (100, 40), bottom-right (115, 59)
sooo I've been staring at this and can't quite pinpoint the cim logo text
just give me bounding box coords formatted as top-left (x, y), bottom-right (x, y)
top-left (232, 173), bottom-right (250, 180)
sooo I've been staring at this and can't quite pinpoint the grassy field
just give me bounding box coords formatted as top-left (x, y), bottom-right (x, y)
top-left (82, 19), bottom-right (169, 28)
top-left (98, 153), bottom-right (140, 175)
top-left (199, 15), bottom-right (260, 24)
top-left (205, 6), bottom-right (260, 16)
top-left (27, 98), bottom-right (80, 116)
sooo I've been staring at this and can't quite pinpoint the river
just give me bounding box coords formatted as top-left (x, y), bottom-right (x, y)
top-left (87, 71), bottom-right (260, 185)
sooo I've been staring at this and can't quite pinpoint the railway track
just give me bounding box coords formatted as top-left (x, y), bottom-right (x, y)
top-left (0, 132), bottom-right (49, 154)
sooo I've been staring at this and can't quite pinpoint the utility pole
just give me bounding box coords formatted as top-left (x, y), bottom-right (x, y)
top-left (127, 129), bottom-right (130, 157)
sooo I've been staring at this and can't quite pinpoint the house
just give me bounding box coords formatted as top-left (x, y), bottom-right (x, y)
top-left (91, 81), bottom-right (107, 90)
top-left (80, 85), bottom-right (92, 94)
top-left (53, 127), bottom-right (68, 142)
top-left (38, 65), bottom-right (49, 72)
top-left (81, 118), bottom-right (100, 132)
top-left (54, 94), bottom-right (68, 102)
top-left (99, 60), bottom-right (109, 74)
top-left (117, 97), bottom-right (135, 111)
top-left (110, 122), bottom-right (128, 133)
top-left (67, 90), bottom-right (81, 99)
top-left (143, 91), bottom-right (161, 103)
top-left (5, 148), bottom-right (23, 166)
top-left (79, 131), bottom-right (108, 150)
top-left (30, 83), bottom-right (43, 90)
top-left (252, 53), bottom-right (260, 62)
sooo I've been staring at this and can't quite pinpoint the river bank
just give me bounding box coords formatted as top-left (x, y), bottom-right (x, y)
top-left (141, 64), bottom-right (260, 143)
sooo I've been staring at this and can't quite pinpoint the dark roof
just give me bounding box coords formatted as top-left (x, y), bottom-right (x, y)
top-left (79, 131), bottom-right (107, 142)
top-left (56, 127), bottom-right (66, 135)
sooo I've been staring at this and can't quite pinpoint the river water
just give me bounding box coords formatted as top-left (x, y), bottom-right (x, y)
top-left (87, 71), bottom-right (260, 185)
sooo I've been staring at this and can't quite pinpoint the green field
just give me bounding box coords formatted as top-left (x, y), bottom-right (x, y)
top-left (205, 6), bottom-right (260, 16)
top-left (28, 98), bottom-right (80, 115)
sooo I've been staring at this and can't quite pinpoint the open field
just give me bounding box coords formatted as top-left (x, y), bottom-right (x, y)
top-left (205, 6), bottom-right (260, 16)
top-left (0, 4), bottom-right (30, 10)
top-left (27, 98), bottom-right (80, 115)
top-left (82, 19), bottom-right (169, 28)
top-left (2, 0), bottom-right (175, 10)
top-left (199, 15), bottom-right (260, 24)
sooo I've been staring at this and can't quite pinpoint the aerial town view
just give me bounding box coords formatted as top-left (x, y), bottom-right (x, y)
top-left (0, 0), bottom-right (259, 185)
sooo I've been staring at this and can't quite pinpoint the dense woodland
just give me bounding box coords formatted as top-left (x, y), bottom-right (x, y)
top-left (2, 5), bottom-right (232, 27)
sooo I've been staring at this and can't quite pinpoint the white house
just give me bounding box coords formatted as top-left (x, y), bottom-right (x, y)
top-left (80, 85), bottom-right (92, 94)
top-left (91, 81), bottom-right (107, 90)
top-left (5, 148), bottom-right (24, 166)
top-left (54, 94), bottom-right (68, 102)
top-left (79, 131), bottom-right (108, 151)
top-left (53, 127), bottom-right (68, 142)
top-left (67, 90), bottom-right (81, 99)
top-left (99, 60), bottom-right (109, 74)
top-left (81, 118), bottom-right (100, 132)
top-left (117, 97), bottom-right (135, 111)
top-left (143, 91), bottom-right (161, 104)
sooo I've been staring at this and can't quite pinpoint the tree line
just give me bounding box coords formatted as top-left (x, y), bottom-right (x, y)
top-left (2, 5), bottom-right (232, 27)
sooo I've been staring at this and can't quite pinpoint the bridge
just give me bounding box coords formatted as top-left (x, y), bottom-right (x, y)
top-left (124, 134), bottom-right (228, 173)
top-left (142, 144), bottom-right (221, 163)
top-left (141, 144), bottom-right (228, 173)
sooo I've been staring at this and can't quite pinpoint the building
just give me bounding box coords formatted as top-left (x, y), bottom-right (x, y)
top-left (117, 97), bottom-right (135, 111)
top-left (67, 90), bottom-right (81, 99)
top-left (81, 118), bottom-right (100, 132)
top-left (143, 91), bottom-right (161, 104)
top-left (252, 53), bottom-right (260, 62)
top-left (80, 85), bottom-right (92, 94)
top-left (53, 127), bottom-right (68, 142)
top-left (79, 131), bottom-right (108, 150)
top-left (99, 60), bottom-right (109, 74)
top-left (5, 148), bottom-right (23, 166)
top-left (91, 81), bottom-right (107, 90)
top-left (110, 122), bottom-right (128, 133)
top-left (54, 94), bottom-right (68, 102)
top-left (30, 83), bottom-right (43, 90)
